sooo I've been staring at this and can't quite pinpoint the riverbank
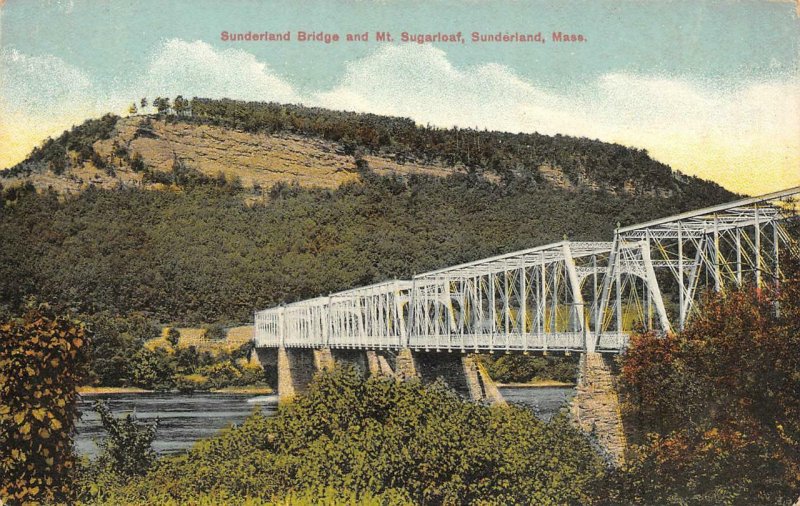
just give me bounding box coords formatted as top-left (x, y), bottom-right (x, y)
top-left (78, 385), bottom-right (273, 395)
top-left (79, 386), bottom-right (152, 394)
top-left (496, 380), bottom-right (575, 388)
top-left (211, 386), bottom-right (273, 394)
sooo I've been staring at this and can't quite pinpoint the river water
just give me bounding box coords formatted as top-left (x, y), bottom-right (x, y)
top-left (75, 386), bottom-right (574, 457)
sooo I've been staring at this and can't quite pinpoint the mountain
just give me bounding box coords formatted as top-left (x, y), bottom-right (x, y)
top-left (1, 98), bottom-right (731, 203)
top-left (0, 99), bottom-right (736, 323)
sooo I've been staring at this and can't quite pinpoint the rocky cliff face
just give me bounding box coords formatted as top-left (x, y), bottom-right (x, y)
top-left (1, 116), bottom-right (459, 194)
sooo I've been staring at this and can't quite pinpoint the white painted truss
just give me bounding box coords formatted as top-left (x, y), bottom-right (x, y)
top-left (255, 186), bottom-right (800, 353)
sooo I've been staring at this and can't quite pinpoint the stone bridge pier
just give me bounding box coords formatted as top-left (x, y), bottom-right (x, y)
top-left (258, 346), bottom-right (504, 405)
top-left (569, 352), bottom-right (627, 466)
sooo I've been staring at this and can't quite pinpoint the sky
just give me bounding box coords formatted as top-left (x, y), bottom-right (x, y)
top-left (1, 0), bottom-right (798, 195)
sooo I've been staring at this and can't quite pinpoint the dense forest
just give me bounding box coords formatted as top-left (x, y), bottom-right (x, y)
top-left (1, 171), bottom-right (732, 325)
top-left (0, 99), bottom-right (735, 328)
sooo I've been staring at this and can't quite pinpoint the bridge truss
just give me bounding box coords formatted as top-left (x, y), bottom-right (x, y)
top-left (255, 187), bottom-right (800, 353)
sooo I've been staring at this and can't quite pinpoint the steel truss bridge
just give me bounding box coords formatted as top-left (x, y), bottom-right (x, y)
top-left (256, 187), bottom-right (800, 353)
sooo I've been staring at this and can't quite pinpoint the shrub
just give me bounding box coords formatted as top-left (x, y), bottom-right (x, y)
top-left (77, 401), bottom-right (159, 504)
top-left (203, 323), bottom-right (226, 341)
top-left (197, 362), bottom-right (241, 389)
top-left (93, 366), bottom-right (606, 504)
top-left (174, 373), bottom-right (210, 393)
top-left (93, 401), bottom-right (159, 478)
top-left (165, 328), bottom-right (180, 348)
top-left (0, 306), bottom-right (90, 504)
top-left (481, 353), bottom-right (579, 384)
top-left (608, 255), bottom-right (800, 504)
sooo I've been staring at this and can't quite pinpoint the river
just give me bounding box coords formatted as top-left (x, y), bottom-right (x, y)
top-left (75, 386), bottom-right (574, 457)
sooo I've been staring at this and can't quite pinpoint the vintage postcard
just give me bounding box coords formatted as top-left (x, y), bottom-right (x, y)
top-left (1, 1), bottom-right (799, 505)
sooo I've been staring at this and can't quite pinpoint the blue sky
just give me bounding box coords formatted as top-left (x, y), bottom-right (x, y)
top-left (2, 0), bottom-right (798, 193)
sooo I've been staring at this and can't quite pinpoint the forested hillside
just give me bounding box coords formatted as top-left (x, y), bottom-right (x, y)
top-left (1, 171), bottom-right (732, 325)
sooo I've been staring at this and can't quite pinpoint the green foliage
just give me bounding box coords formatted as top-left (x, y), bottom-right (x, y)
top-left (130, 347), bottom-right (176, 391)
top-left (83, 312), bottom-right (159, 387)
top-left (173, 373), bottom-right (209, 393)
top-left (0, 173), bottom-right (731, 325)
top-left (0, 306), bottom-right (90, 504)
top-left (92, 401), bottom-right (159, 478)
top-left (139, 155), bottom-right (244, 193)
top-left (153, 97), bottom-right (171, 115)
top-left (165, 327), bottom-right (180, 348)
top-left (203, 323), bottom-right (226, 341)
top-left (173, 95), bottom-right (190, 116)
top-left (117, 341), bottom-right (265, 392)
top-left (196, 362), bottom-right (242, 389)
top-left (76, 402), bottom-right (159, 504)
top-left (606, 255), bottom-right (800, 505)
top-left (85, 367), bottom-right (605, 505)
top-left (173, 344), bottom-right (200, 374)
top-left (1, 114), bottom-right (118, 178)
top-left (481, 353), bottom-right (579, 383)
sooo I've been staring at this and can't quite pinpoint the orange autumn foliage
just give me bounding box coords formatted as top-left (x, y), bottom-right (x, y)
top-left (610, 254), bottom-right (800, 504)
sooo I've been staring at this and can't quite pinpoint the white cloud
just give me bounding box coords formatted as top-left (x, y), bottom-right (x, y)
top-left (140, 39), bottom-right (300, 104)
top-left (1, 48), bottom-right (95, 116)
top-left (311, 45), bottom-right (799, 193)
top-left (311, 45), bottom-right (579, 134)
top-left (2, 41), bottom-right (797, 194)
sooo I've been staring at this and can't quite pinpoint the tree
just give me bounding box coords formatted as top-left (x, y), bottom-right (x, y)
top-left (608, 254), bottom-right (800, 504)
top-left (140, 97), bottom-right (148, 111)
top-left (130, 348), bottom-right (175, 390)
top-left (165, 327), bottom-right (180, 348)
top-left (153, 97), bottom-right (171, 115)
top-left (173, 95), bottom-right (189, 116)
top-left (0, 306), bottom-right (91, 504)
top-left (84, 366), bottom-right (606, 504)
top-left (92, 401), bottom-right (158, 478)
top-left (204, 323), bottom-right (226, 341)
top-left (83, 312), bottom-right (158, 387)
top-left (128, 103), bottom-right (138, 115)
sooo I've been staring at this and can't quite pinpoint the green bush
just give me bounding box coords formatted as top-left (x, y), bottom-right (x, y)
top-left (482, 353), bottom-right (579, 383)
top-left (203, 323), bottom-right (226, 341)
top-left (197, 362), bottom-right (241, 389)
top-left (83, 312), bottom-right (159, 387)
top-left (92, 401), bottom-right (159, 477)
top-left (77, 402), bottom-right (159, 504)
top-left (165, 328), bottom-right (180, 348)
top-left (86, 366), bottom-right (605, 504)
top-left (173, 373), bottom-right (210, 393)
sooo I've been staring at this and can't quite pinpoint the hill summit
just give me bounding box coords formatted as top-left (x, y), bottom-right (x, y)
top-left (1, 98), bottom-right (730, 202)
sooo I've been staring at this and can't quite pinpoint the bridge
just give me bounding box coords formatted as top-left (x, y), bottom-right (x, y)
top-left (255, 186), bottom-right (799, 354)
top-left (252, 186), bottom-right (799, 464)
